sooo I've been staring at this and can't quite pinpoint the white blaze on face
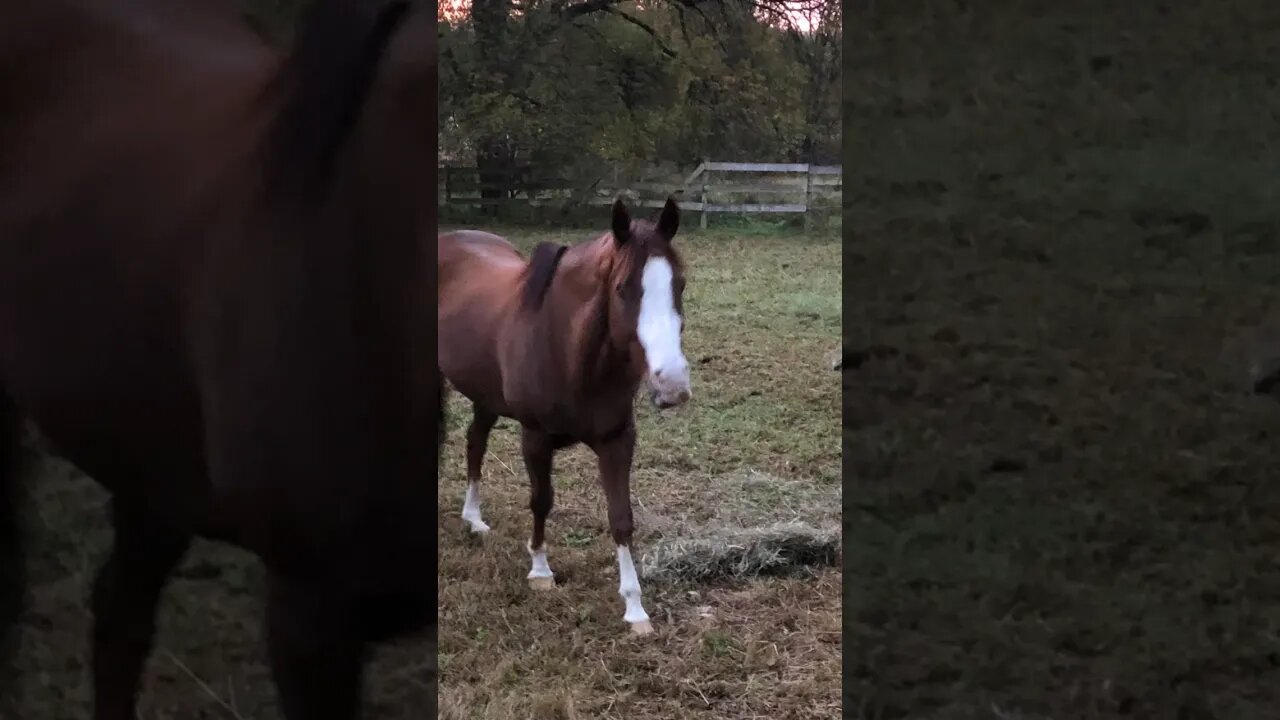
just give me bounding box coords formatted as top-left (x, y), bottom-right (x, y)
top-left (637, 257), bottom-right (690, 402)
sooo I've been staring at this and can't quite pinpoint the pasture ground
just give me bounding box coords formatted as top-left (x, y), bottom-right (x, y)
top-left (437, 226), bottom-right (842, 719)
top-left (847, 2), bottom-right (1280, 718)
top-left (5, 225), bottom-right (840, 718)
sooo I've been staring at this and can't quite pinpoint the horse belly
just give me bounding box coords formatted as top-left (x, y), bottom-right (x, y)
top-left (438, 312), bottom-right (510, 415)
top-left (0, 245), bottom-right (209, 515)
top-left (437, 265), bottom-right (521, 414)
top-left (443, 368), bottom-right (511, 416)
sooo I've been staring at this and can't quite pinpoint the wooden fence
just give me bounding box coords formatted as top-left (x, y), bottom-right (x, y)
top-left (681, 161), bottom-right (842, 228)
top-left (439, 160), bottom-right (842, 227)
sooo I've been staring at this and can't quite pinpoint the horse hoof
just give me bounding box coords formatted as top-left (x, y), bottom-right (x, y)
top-left (528, 576), bottom-right (556, 591)
top-left (466, 521), bottom-right (490, 534)
top-left (629, 620), bottom-right (654, 636)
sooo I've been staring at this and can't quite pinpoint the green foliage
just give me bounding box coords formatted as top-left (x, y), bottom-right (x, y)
top-left (440, 0), bottom-right (841, 176)
top-left (235, 0), bottom-right (840, 175)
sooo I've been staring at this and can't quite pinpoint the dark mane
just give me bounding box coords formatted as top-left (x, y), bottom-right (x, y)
top-left (521, 242), bottom-right (570, 312)
top-left (264, 0), bottom-right (411, 203)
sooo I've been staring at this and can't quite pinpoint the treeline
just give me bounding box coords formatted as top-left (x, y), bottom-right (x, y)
top-left (439, 0), bottom-right (840, 181)
top-left (235, 0), bottom-right (839, 182)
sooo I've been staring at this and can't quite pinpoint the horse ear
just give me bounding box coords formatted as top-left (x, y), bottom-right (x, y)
top-left (611, 198), bottom-right (631, 245)
top-left (657, 196), bottom-right (680, 240)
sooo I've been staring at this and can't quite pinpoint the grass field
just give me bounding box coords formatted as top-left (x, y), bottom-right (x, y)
top-left (437, 225), bottom-right (842, 719)
top-left (5, 224), bottom-right (840, 718)
top-left (847, 2), bottom-right (1280, 718)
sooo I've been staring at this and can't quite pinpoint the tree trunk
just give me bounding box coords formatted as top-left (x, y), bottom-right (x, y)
top-left (471, 0), bottom-right (513, 215)
top-left (475, 140), bottom-right (516, 216)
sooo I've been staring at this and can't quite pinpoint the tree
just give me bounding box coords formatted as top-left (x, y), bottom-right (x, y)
top-left (439, 0), bottom-right (841, 189)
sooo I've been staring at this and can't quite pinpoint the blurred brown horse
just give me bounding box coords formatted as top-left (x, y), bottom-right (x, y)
top-left (0, 1), bottom-right (437, 718)
top-left (438, 198), bottom-right (691, 635)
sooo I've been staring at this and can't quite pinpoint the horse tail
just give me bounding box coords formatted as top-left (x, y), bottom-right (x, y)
top-left (0, 394), bottom-right (26, 704)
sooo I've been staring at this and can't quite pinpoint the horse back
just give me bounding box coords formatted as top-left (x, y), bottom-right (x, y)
top-left (436, 231), bottom-right (527, 412)
top-left (439, 229), bottom-right (522, 268)
top-left (437, 230), bottom-right (526, 312)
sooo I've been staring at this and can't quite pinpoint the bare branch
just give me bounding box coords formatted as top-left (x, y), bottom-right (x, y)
top-left (667, 0), bottom-right (730, 55)
top-left (562, 0), bottom-right (625, 20)
top-left (605, 7), bottom-right (679, 58)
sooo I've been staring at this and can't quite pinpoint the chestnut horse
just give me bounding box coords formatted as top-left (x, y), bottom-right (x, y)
top-left (0, 1), bottom-right (437, 718)
top-left (439, 198), bottom-right (691, 635)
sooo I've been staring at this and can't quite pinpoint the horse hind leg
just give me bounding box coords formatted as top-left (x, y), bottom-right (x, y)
top-left (91, 498), bottom-right (191, 720)
top-left (461, 405), bottom-right (498, 534)
top-left (0, 393), bottom-right (26, 708)
top-left (520, 427), bottom-right (556, 590)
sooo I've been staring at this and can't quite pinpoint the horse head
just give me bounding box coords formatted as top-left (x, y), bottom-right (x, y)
top-left (601, 197), bottom-right (691, 409)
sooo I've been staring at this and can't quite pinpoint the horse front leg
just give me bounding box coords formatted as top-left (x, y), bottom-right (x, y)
top-left (461, 404), bottom-right (498, 534)
top-left (91, 499), bottom-right (191, 720)
top-left (0, 393), bottom-right (23, 710)
top-left (520, 427), bottom-right (556, 590)
top-left (265, 574), bottom-right (365, 720)
top-left (592, 421), bottom-right (652, 635)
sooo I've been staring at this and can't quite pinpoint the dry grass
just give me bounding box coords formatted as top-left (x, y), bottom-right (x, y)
top-left (437, 226), bottom-right (841, 719)
top-left (8, 449), bottom-right (438, 718)
top-left (5, 225), bottom-right (839, 718)
top-left (847, 2), bottom-right (1280, 718)
top-left (640, 521), bottom-right (839, 583)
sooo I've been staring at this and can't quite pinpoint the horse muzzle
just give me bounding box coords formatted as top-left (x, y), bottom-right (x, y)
top-left (647, 373), bottom-right (692, 410)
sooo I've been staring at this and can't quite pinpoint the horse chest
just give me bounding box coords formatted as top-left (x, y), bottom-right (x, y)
top-left (501, 386), bottom-right (570, 434)
top-left (506, 390), bottom-right (632, 443)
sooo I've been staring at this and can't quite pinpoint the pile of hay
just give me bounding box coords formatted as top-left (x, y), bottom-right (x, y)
top-left (639, 520), bottom-right (839, 582)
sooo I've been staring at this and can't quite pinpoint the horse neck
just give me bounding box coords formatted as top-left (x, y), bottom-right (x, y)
top-left (551, 245), bottom-right (643, 401)
top-left (278, 14), bottom-right (435, 485)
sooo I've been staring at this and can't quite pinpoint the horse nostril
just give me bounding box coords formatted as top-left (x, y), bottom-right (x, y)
top-left (654, 369), bottom-right (665, 380)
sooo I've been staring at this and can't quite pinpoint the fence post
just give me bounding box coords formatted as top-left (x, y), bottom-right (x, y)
top-left (803, 166), bottom-right (813, 231)
top-left (700, 160), bottom-right (709, 230)
top-left (700, 182), bottom-right (708, 229)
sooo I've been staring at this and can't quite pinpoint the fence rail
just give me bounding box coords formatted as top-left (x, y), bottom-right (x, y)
top-left (439, 160), bottom-right (842, 227)
top-left (679, 161), bottom-right (840, 227)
